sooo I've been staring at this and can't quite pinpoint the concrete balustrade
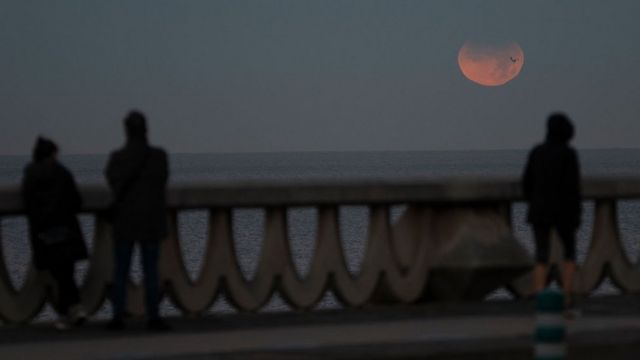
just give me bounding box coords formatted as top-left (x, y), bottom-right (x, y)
top-left (0, 177), bottom-right (639, 324)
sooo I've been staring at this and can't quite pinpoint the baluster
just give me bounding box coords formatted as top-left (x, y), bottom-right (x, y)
top-left (0, 218), bottom-right (48, 323)
top-left (218, 208), bottom-right (274, 312)
top-left (384, 204), bottom-right (433, 303)
top-left (577, 200), bottom-right (615, 294)
top-left (161, 210), bottom-right (219, 315)
top-left (332, 205), bottom-right (387, 306)
top-left (597, 200), bottom-right (640, 292)
top-left (285, 205), bottom-right (343, 308)
top-left (79, 215), bottom-right (114, 315)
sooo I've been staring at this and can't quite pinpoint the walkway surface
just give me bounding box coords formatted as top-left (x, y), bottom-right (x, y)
top-left (2, 295), bottom-right (640, 359)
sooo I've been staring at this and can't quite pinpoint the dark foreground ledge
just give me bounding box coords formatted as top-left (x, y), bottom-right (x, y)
top-left (2, 295), bottom-right (640, 360)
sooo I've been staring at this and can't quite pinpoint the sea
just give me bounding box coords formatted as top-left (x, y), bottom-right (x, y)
top-left (1, 149), bottom-right (640, 321)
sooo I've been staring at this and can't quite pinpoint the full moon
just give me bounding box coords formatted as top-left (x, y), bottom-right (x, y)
top-left (458, 41), bottom-right (524, 86)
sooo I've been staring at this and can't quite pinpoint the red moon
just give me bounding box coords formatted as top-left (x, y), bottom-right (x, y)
top-left (458, 42), bottom-right (524, 86)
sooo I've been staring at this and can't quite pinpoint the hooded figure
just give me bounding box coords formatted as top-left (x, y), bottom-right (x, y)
top-left (23, 137), bottom-right (87, 267)
top-left (522, 113), bottom-right (581, 312)
top-left (523, 113), bottom-right (581, 228)
top-left (22, 137), bottom-right (88, 328)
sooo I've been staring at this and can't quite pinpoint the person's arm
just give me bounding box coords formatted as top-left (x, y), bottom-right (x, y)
top-left (568, 149), bottom-right (582, 219)
top-left (21, 165), bottom-right (41, 231)
top-left (21, 165), bottom-right (35, 214)
top-left (159, 150), bottom-right (169, 185)
top-left (105, 152), bottom-right (122, 193)
top-left (522, 149), bottom-right (535, 202)
top-left (64, 167), bottom-right (83, 213)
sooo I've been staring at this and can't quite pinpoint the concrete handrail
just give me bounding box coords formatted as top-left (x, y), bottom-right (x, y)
top-left (0, 177), bottom-right (639, 323)
top-left (1, 176), bottom-right (640, 213)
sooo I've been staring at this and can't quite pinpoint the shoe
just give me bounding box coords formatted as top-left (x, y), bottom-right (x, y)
top-left (54, 317), bottom-right (71, 331)
top-left (70, 304), bottom-right (88, 326)
top-left (564, 296), bottom-right (581, 320)
top-left (564, 306), bottom-right (582, 320)
top-left (106, 318), bottom-right (126, 331)
top-left (146, 318), bottom-right (171, 332)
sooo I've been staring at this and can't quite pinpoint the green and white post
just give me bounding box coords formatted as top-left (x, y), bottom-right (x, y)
top-left (535, 288), bottom-right (566, 360)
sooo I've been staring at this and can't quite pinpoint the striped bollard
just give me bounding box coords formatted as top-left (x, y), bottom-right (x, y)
top-left (535, 288), bottom-right (566, 360)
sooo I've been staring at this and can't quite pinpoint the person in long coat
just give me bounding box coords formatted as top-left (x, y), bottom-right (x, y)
top-left (105, 110), bottom-right (169, 331)
top-left (522, 113), bottom-right (581, 308)
top-left (22, 137), bottom-right (88, 329)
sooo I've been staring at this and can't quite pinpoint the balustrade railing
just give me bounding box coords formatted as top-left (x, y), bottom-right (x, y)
top-left (1, 177), bottom-right (640, 324)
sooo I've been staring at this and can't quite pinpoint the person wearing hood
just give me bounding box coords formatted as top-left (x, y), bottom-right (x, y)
top-left (22, 137), bottom-right (88, 329)
top-left (522, 113), bottom-right (582, 311)
top-left (105, 110), bottom-right (170, 331)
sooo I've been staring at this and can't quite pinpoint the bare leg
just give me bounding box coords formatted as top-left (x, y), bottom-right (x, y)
top-left (562, 261), bottom-right (576, 306)
top-left (532, 224), bottom-right (551, 296)
top-left (533, 263), bottom-right (547, 294)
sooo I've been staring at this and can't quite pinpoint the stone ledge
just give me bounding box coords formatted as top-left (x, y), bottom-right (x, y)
top-left (1, 176), bottom-right (640, 213)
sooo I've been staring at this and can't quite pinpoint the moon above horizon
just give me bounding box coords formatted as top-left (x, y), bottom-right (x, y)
top-left (458, 42), bottom-right (524, 86)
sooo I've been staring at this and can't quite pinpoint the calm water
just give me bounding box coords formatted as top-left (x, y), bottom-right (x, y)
top-left (3, 149), bottom-right (640, 184)
top-left (2, 149), bottom-right (640, 320)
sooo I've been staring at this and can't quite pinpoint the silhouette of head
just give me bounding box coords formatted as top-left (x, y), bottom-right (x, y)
top-left (33, 137), bottom-right (58, 162)
top-left (546, 112), bottom-right (574, 144)
top-left (124, 110), bottom-right (147, 141)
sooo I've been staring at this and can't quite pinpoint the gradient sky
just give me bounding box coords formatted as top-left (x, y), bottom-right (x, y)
top-left (1, 0), bottom-right (639, 154)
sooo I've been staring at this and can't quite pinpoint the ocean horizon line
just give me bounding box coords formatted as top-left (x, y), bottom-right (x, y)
top-left (2, 146), bottom-right (640, 158)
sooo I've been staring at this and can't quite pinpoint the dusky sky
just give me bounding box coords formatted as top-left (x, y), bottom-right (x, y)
top-left (1, 0), bottom-right (639, 155)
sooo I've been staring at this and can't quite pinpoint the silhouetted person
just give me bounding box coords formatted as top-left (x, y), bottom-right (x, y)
top-left (105, 111), bottom-right (170, 331)
top-left (522, 113), bottom-right (581, 310)
top-left (22, 137), bottom-right (88, 330)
